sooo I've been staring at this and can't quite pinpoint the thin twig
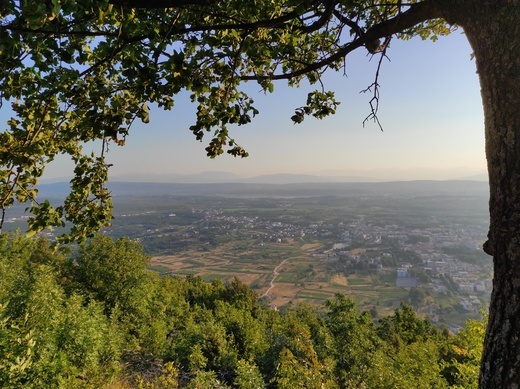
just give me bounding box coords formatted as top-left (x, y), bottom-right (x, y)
top-left (361, 36), bottom-right (391, 131)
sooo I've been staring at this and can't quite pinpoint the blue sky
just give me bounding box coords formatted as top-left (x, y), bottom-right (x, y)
top-left (45, 29), bottom-right (486, 181)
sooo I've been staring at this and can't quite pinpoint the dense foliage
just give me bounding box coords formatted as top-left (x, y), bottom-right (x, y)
top-left (3, 1), bottom-right (520, 385)
top-left (0, 0), bottom-right (450, 244)
top-left (0, 233), bottom-right (484, 388)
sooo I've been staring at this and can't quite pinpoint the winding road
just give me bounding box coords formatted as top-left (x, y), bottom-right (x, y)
top-left (260, 258), bottom-right (289, 299)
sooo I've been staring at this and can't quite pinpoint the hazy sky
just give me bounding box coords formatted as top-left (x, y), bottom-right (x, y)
top-left (45, 29), bottom-right (486, 181)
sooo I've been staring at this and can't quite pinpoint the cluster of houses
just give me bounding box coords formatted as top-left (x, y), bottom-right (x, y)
top-left (186, 208), bottom-right (491, 311)
top-left (328, 219), bottom-right (491, 313)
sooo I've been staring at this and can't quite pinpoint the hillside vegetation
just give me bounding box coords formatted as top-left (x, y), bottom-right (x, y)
top-left (0, 233), bottom-right (483, 388)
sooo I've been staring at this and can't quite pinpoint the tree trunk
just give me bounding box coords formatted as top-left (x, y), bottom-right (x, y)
top-left (448, 1), bottom-right (520, 387)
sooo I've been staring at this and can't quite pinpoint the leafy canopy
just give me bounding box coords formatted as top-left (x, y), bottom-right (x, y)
top-left (0, 0), bottom-right (450, 243)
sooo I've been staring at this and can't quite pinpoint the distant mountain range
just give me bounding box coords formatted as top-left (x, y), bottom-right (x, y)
top-left (105, 171), bottom-right (376, 184)
top-left (37, 179), bottom-right (489, 199)
top-left (103, 171), bottom-right (488, 185)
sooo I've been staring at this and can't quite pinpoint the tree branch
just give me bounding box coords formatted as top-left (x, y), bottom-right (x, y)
top-left (300, 0), bottom-right (337, 33)
top-left (241, 0), bottom-right (444, 81)
top-left (364, 0), bottom-right (443, 38)
top-left (109, 0), bottom-right (214, 8)
top-left (361, 36), bottom-right (392, 131)
top-left (332, 10), bottom-right (363, 37)
top-left (1, 7), bottom-right (304, 39)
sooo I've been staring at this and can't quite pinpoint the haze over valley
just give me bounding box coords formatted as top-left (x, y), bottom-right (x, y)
top-left (6, 179), bottom-right (491, 329)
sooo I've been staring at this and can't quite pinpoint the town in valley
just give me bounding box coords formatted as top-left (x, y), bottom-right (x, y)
top-left (5, 180), bottom-right (491, 329)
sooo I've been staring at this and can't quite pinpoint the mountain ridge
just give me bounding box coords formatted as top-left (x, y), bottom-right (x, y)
top-left (37, 179), bottom-right (489, 198)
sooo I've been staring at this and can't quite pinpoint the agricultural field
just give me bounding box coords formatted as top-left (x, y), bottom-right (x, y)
top-left (5, 180), bottom-right (491, 327)
top-left (149, 239), bottom-right (410, 317)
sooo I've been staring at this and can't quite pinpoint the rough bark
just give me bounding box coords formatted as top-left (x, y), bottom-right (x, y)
top-left (447, 1), bottom-right (520, 387)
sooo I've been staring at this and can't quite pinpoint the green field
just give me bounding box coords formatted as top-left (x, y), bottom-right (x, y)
top-left (87, 184), bottom-right (492, 327)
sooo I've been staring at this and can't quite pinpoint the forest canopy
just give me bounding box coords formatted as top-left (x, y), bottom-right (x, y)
top-left (0, 233), bottom-right (484, 388)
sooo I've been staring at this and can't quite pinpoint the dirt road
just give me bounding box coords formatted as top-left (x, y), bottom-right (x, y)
top-left (261, 258), bottom-right (289, 299)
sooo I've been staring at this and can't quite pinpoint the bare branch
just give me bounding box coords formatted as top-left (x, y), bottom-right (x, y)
top-left (361, 36), bottom-right (392, 131)
top-left (332, 10), bottom-right (364, 37)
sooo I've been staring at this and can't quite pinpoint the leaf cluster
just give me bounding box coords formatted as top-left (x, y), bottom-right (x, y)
top-left (0, 0), bottom-right (450, 242)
